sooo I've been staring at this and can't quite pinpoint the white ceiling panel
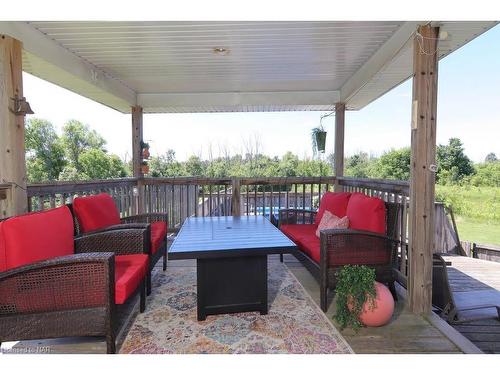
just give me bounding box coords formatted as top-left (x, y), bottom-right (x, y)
top-left (0, 21), bottom-right (496, 113)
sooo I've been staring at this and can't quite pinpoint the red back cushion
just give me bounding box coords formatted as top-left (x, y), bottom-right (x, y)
top-left (315, 192), bottom-right (351, 225)
top-left (346, 193), bottom-right (386, 234)
top-left (73, 193), bottom-right (121, 233)
top-left (0, 206), bottom-right (74, 272)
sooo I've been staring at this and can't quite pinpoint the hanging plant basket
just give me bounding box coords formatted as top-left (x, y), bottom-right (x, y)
top-left (315, 131), bottom-right (327, 153)
top-left (311, 127), bottom-right (327, 154)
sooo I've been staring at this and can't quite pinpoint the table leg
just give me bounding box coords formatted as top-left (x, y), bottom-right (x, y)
top-left (196, 255), bottom-right (268, 320)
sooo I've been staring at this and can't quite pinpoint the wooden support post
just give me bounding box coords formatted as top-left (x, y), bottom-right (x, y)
top-left (334, 102), bottom-right (345, 192)
top-left (408, 25), bottom-right (439, 315)
top-left (131, 106), bottom-right (144, 214)
top-left (231, 178), bottom-right (241, 216)
top-left (0, 35), bottom-right (27, 218)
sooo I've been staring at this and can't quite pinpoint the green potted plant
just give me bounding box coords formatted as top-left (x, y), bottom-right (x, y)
top-left (334, 265), bottom-right (395, 330)
top-left (311, 126), bottom-right (327, 154)
top-left (140, 160), bottom-right (149, 175)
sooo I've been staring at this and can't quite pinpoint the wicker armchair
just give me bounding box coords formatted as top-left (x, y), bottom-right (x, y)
top-left (279, 199), bottom-right (401, 312)
top-left (0, 208), bottom-right (149, 354)
top-left (70, 193), bottom-right (169, 296)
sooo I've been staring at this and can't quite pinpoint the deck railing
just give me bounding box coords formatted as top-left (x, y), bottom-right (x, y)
top-left (27, 178), bottom-right (139, 217)
top-left (27, 176), bottom-right (336, 229)
top-left (26, 175), bottom-right (411, 280)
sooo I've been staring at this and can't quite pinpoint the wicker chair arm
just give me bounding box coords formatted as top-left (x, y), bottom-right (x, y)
top-left (0, 253), bottom-right (114, 316)
top-left (75, 227), bottom-right (151, 256)
top-left (278, 209), bottom-right (317, 225)
top-left (97, 222), bottom-right (150, 231)
top-left (121, 213), bottom-right (168, 224)
top-left (319, 228), bottom-right (394, 240)
top-left (319, 229), bottom-right (398, 267)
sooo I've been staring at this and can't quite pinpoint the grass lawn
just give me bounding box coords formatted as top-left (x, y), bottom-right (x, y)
top-left (454, 216), bottom-right (500, 246)
top-left (436, 185), bottom-right (500, 246)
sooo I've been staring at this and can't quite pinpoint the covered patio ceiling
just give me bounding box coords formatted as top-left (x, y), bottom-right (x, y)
top-left (0, 21), bottom-right (497, 113)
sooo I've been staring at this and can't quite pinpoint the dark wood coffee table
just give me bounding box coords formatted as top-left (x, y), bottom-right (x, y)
top-left (169, 215), bottom-right (297, 320)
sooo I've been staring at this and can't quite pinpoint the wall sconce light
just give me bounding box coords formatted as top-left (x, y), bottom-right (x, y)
top-left (10, 95), bottom-right (34, 116)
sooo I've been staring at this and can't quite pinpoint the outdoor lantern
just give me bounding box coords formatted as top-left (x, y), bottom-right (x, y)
top-left (10, 95), bottom-right (34, 116)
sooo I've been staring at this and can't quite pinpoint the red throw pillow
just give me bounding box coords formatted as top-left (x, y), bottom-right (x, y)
top-left (73, 193), bottom-right (121, 233)
top-left (315, 192), bottom-right (351, 225)
top-left (0, 206), bottom-right (74, 271)
top-left (346, 193), bottom-right (386, 234)
top-left (315, 210), bottom-right (350, 237)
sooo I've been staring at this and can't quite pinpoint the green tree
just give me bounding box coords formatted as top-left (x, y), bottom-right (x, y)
top-left (149, 150), bottom-right (186, 177)
top-left (185, 155), bottom-right (205, 176)
top-left (296, 158), bottom-right (331, 177)
top-left (485, 153), bottom-right (498, 163)
top-left (436, 138), bottom-right (475, 184)
top-left (25, 118), bottom-right (66, 182)
top-left (277, 152), bottom-right (299, 177)
top-left (206, 157), bottom-right (230, 178)
top-left (344, 152), bottom-right (375, 178)
top-left (469, 161), bottom-right (500, 187)
top-left (78, 149), bottom-right (127, 180)
top-left (61, 119), bottom-right (106, 171)
top-left (373, 148), bottom-right (411, 180)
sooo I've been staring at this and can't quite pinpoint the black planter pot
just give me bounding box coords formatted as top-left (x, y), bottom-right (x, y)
top-left (315, 131), bottom-right (327, 153)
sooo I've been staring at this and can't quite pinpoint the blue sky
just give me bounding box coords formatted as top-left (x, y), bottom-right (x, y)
top-left (23, 24), bottom-right (499, 163)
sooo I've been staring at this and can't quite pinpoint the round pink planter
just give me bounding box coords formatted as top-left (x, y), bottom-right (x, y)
top-left (358, 282), bottom-right (395, 327)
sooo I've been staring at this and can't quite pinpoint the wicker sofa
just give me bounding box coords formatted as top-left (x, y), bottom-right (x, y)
top-left (279, 192), bottom-right (400, 312)
top-left (0, 206), bottom-right (149, 353)
top-left (70, 193), bottom-right (168, 295)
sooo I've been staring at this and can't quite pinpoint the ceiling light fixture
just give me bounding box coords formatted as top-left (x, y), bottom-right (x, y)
top-left (213, 47), bottom-right (230, 56)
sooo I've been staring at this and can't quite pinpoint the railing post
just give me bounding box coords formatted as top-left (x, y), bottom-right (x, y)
top-left (472, 243), bottom-right (478, 259)
top-left (136, 178), bottom-right (145, 215)
top-left (334, 102), bottom-right (345, 192)
top-left (131, 106), bottom-right (144, 179)
top-left (231, 178), bottom-right (241, 216)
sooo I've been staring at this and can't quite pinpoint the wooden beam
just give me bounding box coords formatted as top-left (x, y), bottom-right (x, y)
top-left (131, 106), bottom-right (144, 178)
top-left (0, 22), bottom-right (136, 113)
top-left (138, 91), bottom-right (340, 111)
top-left (340, 22), bottom-right (420, 104)
top-left (408, 25), bottom-right (440, 315)
top-left (0, 35), bottom-right (27, 218)
top-left (131, 106), bottom-right (144, 214)
top-left (334, 102), bottom-right (345, 192)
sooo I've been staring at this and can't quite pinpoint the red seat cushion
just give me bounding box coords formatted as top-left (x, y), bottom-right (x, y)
top-left (280, 224), bottom-right (317, 244)
top-left (0, 206), bottom-right (74, 272)
top-left (114, 254), bottom-right (148, 304)
top-left (150, 221), bottom-right (167, 255)
top-left (314, 192), bottom-right (352, 225)
top-left (296, 234), bottom-right (321, 263)
top-left (346, 193), bottom-right (386, 234)
top-left (73, 193), bottom-right (121, 233)
top-left (296, 233), bottom-right (389, 266)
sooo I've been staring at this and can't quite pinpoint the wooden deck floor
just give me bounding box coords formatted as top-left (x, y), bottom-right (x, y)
top-left (3, 254), bottom-right (473, 354)
top-left (441, 255), bottom-right (500, 354)
top-left (285, 255), bottom-right (465, 354)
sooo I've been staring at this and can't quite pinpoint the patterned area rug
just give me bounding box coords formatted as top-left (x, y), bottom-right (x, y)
top-left (120, 262), bottom-right (353, 354)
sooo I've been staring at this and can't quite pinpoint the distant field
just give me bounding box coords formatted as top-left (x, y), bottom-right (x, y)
top-left (435, 185), bottom-right (500, 246)
top-left (454, 216), bottom-right (500, 246)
